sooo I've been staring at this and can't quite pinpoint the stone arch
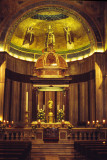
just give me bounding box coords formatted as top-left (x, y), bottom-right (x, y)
top-left (0, 0), bottom-right (103, 57)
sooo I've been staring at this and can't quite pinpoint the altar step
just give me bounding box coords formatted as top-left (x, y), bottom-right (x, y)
top-left (31, 143), bottom-right (86, 160)
top-left (31, 143), bottom-right (74, 155)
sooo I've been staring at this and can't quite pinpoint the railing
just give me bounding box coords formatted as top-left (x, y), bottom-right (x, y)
top-left (0, 127), bottom-right (107, 141)
top-left (67, 128), bottom-right (107, 140)
top-left (0, 128), bottom-right (33, 141)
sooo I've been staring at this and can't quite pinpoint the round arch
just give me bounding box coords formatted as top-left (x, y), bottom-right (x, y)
top-left (1, 0), bottom-right (103, 61)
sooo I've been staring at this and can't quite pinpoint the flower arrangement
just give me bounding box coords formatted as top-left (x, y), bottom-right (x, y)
top-left (57, 109), bottom-right (65, 122)
top-left (95, 123), bottom-right (103, 130)
top-left (67, 124), bottom-right (74, 131)
top-left (37, 109), bottom-right (45, 121)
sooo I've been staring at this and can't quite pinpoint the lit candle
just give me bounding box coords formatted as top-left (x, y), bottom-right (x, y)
top-left (7, 121), bottom-right (9, 124)
top-left (26, 92), bottom-right (28, 111)
top-left (3, 120), bottom-right (6, 124)
top-left (12, 121), bottom-right (14, 124)
top-left (87, 121), bottom-right (90, 125)
top-left (38, 119), bottom-right (41, 124)
top-left (103, 141), bottom-right (106, 144)
top-left (43, 105), bottom-right (45, 110)
top-left (57, 105), bottom-right (59, 110)
top-left (96, 120), bottom-right (99, 123)
top-left (62, 119), bottom-right (65, 124)
top-left (92, 121), bottom-right (95, 124)
top-left (103, 119), bottom-right (106, 124)
top-left (63, 105), bottom-right (65, 111)
top-left (38, 104), bottom-right (39, 111)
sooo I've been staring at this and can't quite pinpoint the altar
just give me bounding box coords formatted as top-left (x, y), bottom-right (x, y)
top-left (31, 96), bottom-right (71, 143)
top-left (31, 121), bottom-right (71, 128)
top-left (31, 121), bottom-right (71, 143)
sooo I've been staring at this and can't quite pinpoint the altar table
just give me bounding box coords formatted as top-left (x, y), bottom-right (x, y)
top-left (31, 121), bottom-right (71, 128)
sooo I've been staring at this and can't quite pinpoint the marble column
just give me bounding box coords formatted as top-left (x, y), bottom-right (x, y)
top-left (69, 83), bottom-right (78, 125)
top-left (0, 61), bottom-right (6, 121)
top-left (95, 54), bottom-right (104, 122)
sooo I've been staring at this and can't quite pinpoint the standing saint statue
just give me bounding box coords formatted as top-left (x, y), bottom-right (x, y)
top-left (64, 26), bottom-right (74, 50)
top-left (64, 26), bottom-right (72, 44)
top-left (45, 25), bottom-right (55, 50)
top-left (23, 26), bottom-right (34, 46)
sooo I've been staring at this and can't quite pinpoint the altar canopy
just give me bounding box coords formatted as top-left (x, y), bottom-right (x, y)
top-left (33, 41), bottom-right (68, 78)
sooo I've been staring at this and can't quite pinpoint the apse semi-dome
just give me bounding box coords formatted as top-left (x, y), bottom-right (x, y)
top-left (34, 51), bottom-right (68, 78)
top-left (4, 6), bottom-right (98, 62)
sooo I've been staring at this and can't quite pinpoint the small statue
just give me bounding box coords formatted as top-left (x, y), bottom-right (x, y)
top-left (48, 98), bottom-right (54, 123)
top-left (48, 98), bottom-right (53, 110)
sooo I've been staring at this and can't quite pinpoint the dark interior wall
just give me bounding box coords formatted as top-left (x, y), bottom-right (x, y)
top-left (6, 54), bottom-right (34, 75)
top-left (3, 54), bottom-right (96, 125)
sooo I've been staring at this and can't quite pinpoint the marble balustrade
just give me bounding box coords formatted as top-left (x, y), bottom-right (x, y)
top-left (0, 128), bottom-right (107, 142)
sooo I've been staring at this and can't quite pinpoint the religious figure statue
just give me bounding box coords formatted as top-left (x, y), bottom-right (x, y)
top-left (23, 26), bottom-right (34, 46)
top-left (48, 98), bottom-right (53, 110)
top-left (64, 26), bottom-right (72, 44)
top-left (48, 98), bottom-right (54, 123)
top-left (63, 26), bottom-right (74, 50)
top-left (45, 25), bottom-right (55, 50)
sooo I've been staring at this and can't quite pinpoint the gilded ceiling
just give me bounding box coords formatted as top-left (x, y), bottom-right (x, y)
top-left (6, 7), bottom-right (96, 62)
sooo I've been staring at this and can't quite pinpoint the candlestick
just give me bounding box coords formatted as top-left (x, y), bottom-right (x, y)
top-left (38, 104), bottom-right (39, 111)
top-left (57, 105), bottom-right (59, 110)
top-left (37, 119), bottom-right (41, 128)
top-left (43, 105), bottom-right (45, 110)
top-left (26, 92), bottom-right (28, 111)
top-left (63, 105), bottom-right (65, 111)
top-left (11, 121), bottom-right (14, 127)
top-left (6, 121), bottom-right (9, 127)
top-left (25, 111), bottom-right (29, 127)
top-left (62, 119), bottom-right (65, 128)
